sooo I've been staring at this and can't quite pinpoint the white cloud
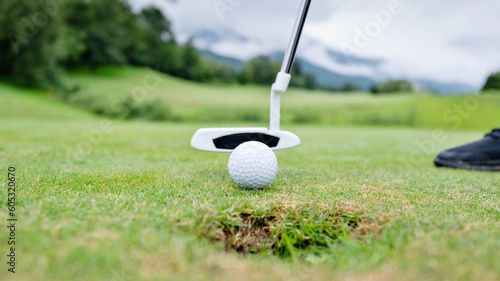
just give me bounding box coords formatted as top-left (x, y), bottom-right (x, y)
top-left (129, 0), bottom-right (500, 88)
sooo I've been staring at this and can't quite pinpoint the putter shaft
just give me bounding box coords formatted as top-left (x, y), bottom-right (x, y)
top-left (281, 0), bottom-right (312, 74)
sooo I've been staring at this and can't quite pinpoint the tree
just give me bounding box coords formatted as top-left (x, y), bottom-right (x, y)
top-left (371, 79), bottom-right (413, 94)
top-left (240, 56), bottom-right (280, 85)
top-left (212, 63), bottom-right (237, 84)
top-left (290, 60), bottom-right (303, 76)
top-left (341, 82), bottom-right (361, 92)
top-left (138, 7), bottom-right (173, 41)
top-left (62, 0), bottom-right (136, 69)
top-left (482, 71), bottom-right (500, 91)
top-left (304, 74), bottom-right (317, 90)
top-left (126, 6), bottom-right (180, 73)
top-left (0, 0), bottom-right (64, 87)
top-left (177, 39), bottom-right (202, 81)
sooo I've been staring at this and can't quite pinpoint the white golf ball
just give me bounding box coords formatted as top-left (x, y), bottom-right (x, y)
top-left (228, 141), bottom-right (278, 189)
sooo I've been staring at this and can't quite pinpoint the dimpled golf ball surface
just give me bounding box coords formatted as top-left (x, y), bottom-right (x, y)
top-left (228, 141), bottom-right (278, 189)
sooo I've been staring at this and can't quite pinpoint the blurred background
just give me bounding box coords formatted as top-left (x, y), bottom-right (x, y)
top-left (1, 0), bottom-right (499, 130)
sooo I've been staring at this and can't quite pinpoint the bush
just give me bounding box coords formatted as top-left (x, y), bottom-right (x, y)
top-left (482, 71), bottom-right (500, 91)
top-left (140, 99), bottom-right (172, 121)
top-left (340, 82), bottom-right (361, 92)
top-left (371, 80), bottom-right (413, 94)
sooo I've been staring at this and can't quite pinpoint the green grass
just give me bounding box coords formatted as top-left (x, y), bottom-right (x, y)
top-left (0, 83), bottom-right (94, 120)
top-left (65, 67), bottom-right (500, 130)
top-left (1, 70), bottom-right (500, 281)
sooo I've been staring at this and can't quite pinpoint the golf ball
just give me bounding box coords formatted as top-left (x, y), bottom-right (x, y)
top-left (228, 141), bottom-right (278, 189)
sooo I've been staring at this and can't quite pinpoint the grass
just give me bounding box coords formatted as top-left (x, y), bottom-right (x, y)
top-left (0, 69), bottom-right (499, 281)
top-left (205, 204), bottom-right (384, 257)
top-left (64, 67), bottom-right (500, 130)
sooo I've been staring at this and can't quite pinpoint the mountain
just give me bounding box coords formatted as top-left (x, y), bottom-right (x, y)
top-left (325, 49), bottom-right (384, 68)
top-left (300, 59), bottom-right (376, 90)
top-left (268, 51), bottom-right (376, 90)
top-left (413, 79), bottom-right (477, 95)
top-left (201, 49), bottom-right (479, 94)
top-left (193, 29), bottom-right (476, 94)
top-left (199, 50), bottom-right (244, 71)
top-left (198, 47), bottom-right (379, 90)
top-left (193, 29), bottom-right (250, 46)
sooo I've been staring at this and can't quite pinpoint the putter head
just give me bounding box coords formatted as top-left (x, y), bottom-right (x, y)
top-left (191, 128), bottom-right (301, 152)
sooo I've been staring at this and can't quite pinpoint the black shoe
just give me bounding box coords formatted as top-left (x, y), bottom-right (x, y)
top-left (434, 129), bottom-right (500, 171)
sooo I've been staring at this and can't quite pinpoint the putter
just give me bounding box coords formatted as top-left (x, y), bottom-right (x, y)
top-left (191, 0), bottom-right (312, 152)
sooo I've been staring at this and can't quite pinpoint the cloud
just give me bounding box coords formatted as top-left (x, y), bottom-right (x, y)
top-left (129, 0), bottom-right (500, 87)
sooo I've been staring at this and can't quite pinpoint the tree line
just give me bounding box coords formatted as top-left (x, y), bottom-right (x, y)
top-left (0, 0), bottom-right (320, 90)
top-left (483, 72), bottom-right (500, 91)
top-left (1, 0), bottom-right (498, 93)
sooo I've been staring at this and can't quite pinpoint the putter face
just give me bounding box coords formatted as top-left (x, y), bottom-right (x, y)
top-left (191, 128), bottom-right (301, 152)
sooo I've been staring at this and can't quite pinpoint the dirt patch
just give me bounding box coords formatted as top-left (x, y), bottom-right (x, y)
top-left (205, 204), bottom-right (385, 256)
top-left (216, 213), bottom-right (277, 253)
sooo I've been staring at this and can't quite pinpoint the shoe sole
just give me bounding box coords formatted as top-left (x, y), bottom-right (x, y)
top-left (434, 157), bottom-right (500, 171)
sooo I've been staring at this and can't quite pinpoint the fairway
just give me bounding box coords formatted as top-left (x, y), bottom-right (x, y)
top-left (1, 80), bottom-right (499, 281)
top-left (66, 67), bottom-right (500, 130)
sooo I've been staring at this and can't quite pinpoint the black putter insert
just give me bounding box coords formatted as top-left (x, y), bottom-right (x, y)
top-left (213, 133), bottom-right (280, 149)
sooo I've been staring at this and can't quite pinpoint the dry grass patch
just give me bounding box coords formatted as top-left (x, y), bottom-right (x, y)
top-left (204, 204), bottom-right (385, 257)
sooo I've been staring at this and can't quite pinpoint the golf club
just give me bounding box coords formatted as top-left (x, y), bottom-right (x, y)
top-left (191, 0), bottom-right (312, 152)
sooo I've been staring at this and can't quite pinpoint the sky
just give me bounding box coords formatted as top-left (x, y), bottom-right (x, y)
top-left (129, 0), bottom-right (500, 88)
